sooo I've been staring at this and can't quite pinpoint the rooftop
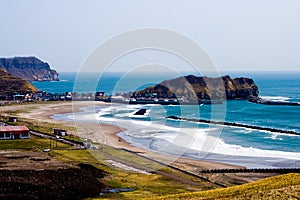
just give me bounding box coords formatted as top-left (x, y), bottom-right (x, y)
top-left (0, 126), bottom-right (29, 132)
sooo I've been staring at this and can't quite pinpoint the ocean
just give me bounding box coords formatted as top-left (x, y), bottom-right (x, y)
top-left (32, 71), bottom-right (300, 168)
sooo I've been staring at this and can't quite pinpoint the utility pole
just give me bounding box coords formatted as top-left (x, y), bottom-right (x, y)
top-left (49, 138), bottom-right (52, 149)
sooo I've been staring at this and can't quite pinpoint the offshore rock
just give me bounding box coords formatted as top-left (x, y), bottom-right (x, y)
top-left (134, 75), bottom-right (259, 101)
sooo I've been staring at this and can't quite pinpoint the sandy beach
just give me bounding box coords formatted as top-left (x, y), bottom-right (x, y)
top-left (3, 101), bottom-right (243, 171)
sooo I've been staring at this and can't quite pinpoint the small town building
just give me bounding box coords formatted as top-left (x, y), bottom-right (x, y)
top-left (0, 126), bottom-right (30, 140)
top-left (14, 94), bottom-right (25, 101)
top-left (8, 116), bottom-right (18, 122)
top-left (65, 92), bottom-right (72, 100)
top-left (95, 92), bottom-right (105, 100)
top-left (53, 128), bottom-right (68, 136)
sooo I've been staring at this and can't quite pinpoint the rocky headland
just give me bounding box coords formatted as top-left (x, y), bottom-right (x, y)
top-left (134, 75), bottom-right (259, 101)
top-left (0, 56), bottom-right (59, 81)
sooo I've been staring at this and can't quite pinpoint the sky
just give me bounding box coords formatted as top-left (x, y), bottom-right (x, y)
top-left (0, 0), bottom-right (299, 72)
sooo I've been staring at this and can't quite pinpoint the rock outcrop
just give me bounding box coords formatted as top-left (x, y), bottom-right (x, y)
top-left (0, 56), bottom-right (59, 81)
top-left (0, 68), bottom-right (38, 95)
top-left (222, 75), bottom-right (259, 99)
top-left (135, 75), bottom-right (259, 100)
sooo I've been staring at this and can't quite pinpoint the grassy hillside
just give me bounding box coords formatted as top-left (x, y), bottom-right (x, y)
top-left (148, 173), bottom-right (300, 200)
top-left (0, 68), bottom-right (38, 95)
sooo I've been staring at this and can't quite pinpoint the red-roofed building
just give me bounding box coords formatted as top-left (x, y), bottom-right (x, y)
top-left (0, 126), bottom-right (30, 140)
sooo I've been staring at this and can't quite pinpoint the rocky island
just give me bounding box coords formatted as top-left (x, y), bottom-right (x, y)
top-left (0, 56), bottom-right (59, 81)
top-left (132, 75), bottom-right (259, 102)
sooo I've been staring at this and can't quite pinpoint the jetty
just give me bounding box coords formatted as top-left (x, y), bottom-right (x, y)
top-left (248, 96), bottom-right (300, 106)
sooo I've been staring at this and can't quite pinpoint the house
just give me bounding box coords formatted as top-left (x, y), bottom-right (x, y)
top-left (0, 126), bottom-right (30, 140)
top-left (95, 92), bottom-right (106, 100)
top-left (53, 128), bottom-right (67, 136)
top-left (65, 92), bottom-right (72, 100)
top-left (13, 94), bottom-right (25, 101)
top-left (8, 116), bottom-right (18, 122)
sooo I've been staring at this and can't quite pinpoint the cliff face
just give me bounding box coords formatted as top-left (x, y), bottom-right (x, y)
top-left (136, 75), bottom-right (259, 100)
top-left (0, 56), bottom-right (59, 81)
top-left (0, 68), bottom-right (38, 95)
top-left (222, 75), bottom-right (259, 99)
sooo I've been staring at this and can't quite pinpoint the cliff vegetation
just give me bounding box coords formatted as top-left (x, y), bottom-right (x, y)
top-left (0, 68), bottom-right (38, 95)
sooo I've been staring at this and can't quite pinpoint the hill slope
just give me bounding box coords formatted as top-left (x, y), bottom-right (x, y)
top-left (135, 75), bottom-right (259, 100)
top-left (148, 173), bottom-right (300, 200)
top-left (0, 56), bottom-right (59, 81)
top-left (0, 68), bottom-right (38, 95)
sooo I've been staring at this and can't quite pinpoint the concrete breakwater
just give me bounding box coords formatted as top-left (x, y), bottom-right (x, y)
top-left (200, 168), bottom-right (300, 174)
top-left (248, 96), bottom-right (300, 106)
top-left (167, 116), bottom-right (300, 136)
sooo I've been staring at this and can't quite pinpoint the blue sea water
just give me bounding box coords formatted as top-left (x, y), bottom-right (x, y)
top-left (31, 72), bottom-right (180, 94)
top-left (34, 71), bottom-right (300, 167)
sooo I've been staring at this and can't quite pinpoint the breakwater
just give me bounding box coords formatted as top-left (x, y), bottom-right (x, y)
top-left (167, 116), bottom-right (300, 136)
top-left (248, 96), bottom-right (300, 106)
top-left (200, 168), bottom-right (300, 174)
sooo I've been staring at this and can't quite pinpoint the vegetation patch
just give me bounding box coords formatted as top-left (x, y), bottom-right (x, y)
top-left (52, 148), bottom-right (216, 200)
top-left (0, 135), bottom-right (71, 151)
top-left (148, 173), bottom-right (300, 200)
top-left (0, 163), bottom-right (106, 200)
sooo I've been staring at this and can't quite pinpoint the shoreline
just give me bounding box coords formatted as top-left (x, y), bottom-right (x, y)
top-left (8, 101), bottom-right (243, 170)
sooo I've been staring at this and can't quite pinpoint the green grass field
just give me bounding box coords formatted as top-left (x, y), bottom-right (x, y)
top-left (0, 135), bottom-right (71, 151)
top-left (1, 115), bottom-right (77, 136)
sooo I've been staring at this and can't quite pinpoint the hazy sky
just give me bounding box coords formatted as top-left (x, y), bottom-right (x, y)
top-left (0, 0), bottom-right (299, 72)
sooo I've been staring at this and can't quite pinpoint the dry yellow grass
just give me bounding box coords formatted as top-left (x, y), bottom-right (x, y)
top-left (146, 173), bottom-right (300, 200)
